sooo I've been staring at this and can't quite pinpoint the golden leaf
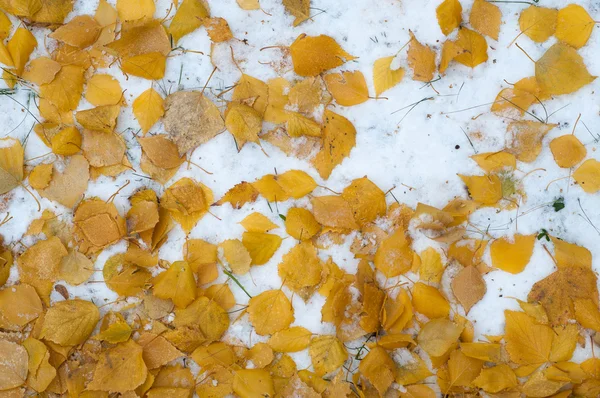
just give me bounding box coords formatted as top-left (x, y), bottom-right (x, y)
top-left (153, 261), bottom-right (196, 308)
top-left (342, 176), bottom-right (386, 227)
top-left (0, 138), bottom-right (23, 195)
top-left (470, 0), bottom-right (501, 40)
top-left (240, 212), bottom-right (278, 233)
top-left (49, 15), bottom-right (101, 48)
top-left (7, 27), bottom-right (36, 74)
top-left (504, 310), bottom-right (553, 365)
top-left (324, 70), bottom-right (369, 106)
top-left (51, 126), bottom-right (81, 156)
top-left (283, 0), bottom-right (310, 26)
top-left (396, 353), bottom-right (433, 385)
top-left (219, 239), bottom-right (251, 275)
top-left (169, 0), bottom-right (210, 42)
top-left (248, 289), bottom-right (294, 335)
top-left (417, 318), bottom-right (463, 357)
top-left (214, 181), bottom-right (259, 209)
top-left (121, 52), bottom-right (166, 80)
top-left (312, 109), bottom-right (356, 179)
top-left (285, 207), bottom-right (321, 241)
top-left (451, 266), bottom-right (486, 313)
top-left (268, 326), bottom-right (312, 352)
top-left (138, 333), bottom-right (183, 369)
top-left (374, 228), bottom-right (414, 277)
top-left (506, 120), bottom-right (556, 163)
top-left (73, 198), bottom-right (127, 255)
top-left (85, 74), bottom-right (123, 106)
top-left (163, 91), bottom-right (225, 155)
top-left (454, 28), bottom-right (488, 68)
top-left (39, 155), bottom-right (89, 209)
top-left (88, 340), bottom-right (148, 393)
top-left (58, 250), bottom-right (94, 285)
top-left (574, 298), bottom-right (600, 332)
top-left (40, 65), bottom-right (84, 112)
top-left (407, 31), bottom-right (436, 82)
top-left (161, 178), bottom-right (213, 234)
top-left (399, 385), bottom-right (436, 398)
top-left (22, 337), bottom-right (56, 393)
top-left (471, 151), bottom-right (516, 173)
top-left (436, 0), bottom-right (462, 35)
top-left (205, 17), bottom-right (233, 42)
top-left (555, 4), bottom-right (595, 49)
top-left (290, 34), bottom-right (356, 77)
top-left (311, 195), bottom-right (358, 230)
top-left (491, 77), bottom-right (540, 117)
top-left (536, 43), bottom-right (596, 96)
top-left (22, 57), bottom-right (61, 85)
top-left (459, 174), bottom-right (503, 205)
top-left (232, 369), bottom-right (274, 398)
top-left (573, 159), bottom-right (600, 193)
top-left (225, 102), bottom-right (262, 150)
top-left (473, 364), bottom-right (518, 393)
top-left (549, 135), bottom-right (586, 168)
top-left (201, 283), bottom-right (235, 310)
top-left (359, 346), bottom-right (395, 396)
top-left (174, 297), bottom-right (229, 342)
top-left (519, 6), bottom-right (557, 43)
top-left (232, 74), bottom-right (268, 116)
top-left (116, 0), bottom-right (155, 21)
top-left (40, 299), bottom-right (100, 346)
top-left (490, 234), bottom-right (535, 274)
top-left (278, 241), bottom-right (322, 299)
top-left (412, 282), bottom-right (450, 318)
top-left (522, 371), bottom-right (567, 397)
top-left (309, 335), bottom-right (347, 376)
top-left (0, 284), bottom-right (42, 331)
top-left (242, 231), bottom-right (282, 265)
top-left (550, 324), bottom-right (578, 362)
top-left (0, 340), bottom-right (28, 390)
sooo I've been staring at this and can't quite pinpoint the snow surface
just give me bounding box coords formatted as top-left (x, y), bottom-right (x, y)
top-left (1, 0), bottom-right (600, 376)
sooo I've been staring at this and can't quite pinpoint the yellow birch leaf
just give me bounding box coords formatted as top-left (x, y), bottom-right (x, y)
top-left (374, 228), bottom-right (414, 277)
top-left (290, 34), bottom-right (356, 77)
top-left (417, 318), bottom-right (463, 357)
top-left (460, 342), bottom-right (503, 362)
top-left (285, 207), bottom-right (321, 240)
top-left (413, 282), bottom-right (450, 318)
top-left (201, 283), bottom-right (235, 310)
top-left (359, 346), bottom-right (396, 396)
top-left (88, 340), bottom-right (148, 393)
top-left (573, 159), bottom-right (600, 193)
top-left (85, 74), bottom-right (123, 106)
top-left (312, 109), bottom-right (356, 179)
top-left (285, 111), bottom-right (322, 137)
top-left (373, 56), bottom-right (404, 97)
top-left (452, 265), bottom-right (486, 313)
top-left (522, 371), bottom-right (567, 397)
top-left (490, 234), bottom-right (535, 274)
top-left (407, 31), bottom-right (436, 82)
top-left (574, 298), bottom-right (600, 332)
top-left (491, 77), bottom-right (540, 117)
top-left (240, 212), bottom-right (278, 232)
top-left (58, 250), bottom-right (94, 285)
top-left (116, 0), bottom-right (155, 21)
top-left (536, 43), bottom-right (596, 96)
top-left (459, 174), bottom-right (503, 205)
top-left (506, 120), bottom-right (556, 163)
top-left (51, 126), bottom-right (81, 156)
top-left (22, 337), bottom-right (56, 393)
top-left (40, 65), bottom-right (84, 112)
top-left (0, 138), bottom-right (24, 195)
top-left (396, 353), bottom-right (433, 385)
top-left (504, 310), bottom-right (553, 365)
top-left (278, 241), bottom-right (322, 298)
top-left (248, 289), bottom-right (294, 335)
top-left (399, 385), bottom-right (436, 398)
top-left (215, 181), bottom-right (259, 209)
top-left (283, 0), bottom-right (310, 26)
top-left (324, 70), bottom-right (369, 106)
top-left (40, 299), bottom-right (100, 346)
top-left (550, 324), bottom-right (578, 362)
top-left (0, 11), bottom-right (11, 40)
top-left (153, 261), bottom-right (196, 308)
top-left (225, 102), bottom-right (262, 151)
top-left (232, 74), bottom-right (268, 116)
top-left (173, 296), bottom-right (229, 342)
top-left (237, 0), bottom-right (260, 10)
top-left (555, 4), bottom-right (595, 49)
top-left (311, 195), bottom-right (358, 230)
top-left (549, 135), bottom-right (586, 168)
top-left (232, 369), bottom-right (274, 398)
top-left (220, 239), bottom-right (251, 275)
top-left (122, 52), bottom-right (166, 80)
top-left (0, 340), bottom-right (28, 390)
top-left (473, 364), bottom-right (518, 393)
top-left (471, 151), bottom-right (516, 173)
top-left (309, 335), bottom-right (347, 376)
top-left (0, 284), bottom-right (42, 331)
top-left (268, 326), bottom-right (312, 352)
top-left (7, 27), bottom-right (37, 74)
top-left (519, 6), bottom-right (557, 43)
top-left (242, 231), bottom-right (282, 265)
top-left (470, 0), bottom-right (501, 40)
top-left (22, 57), bottom-right (61, 85)
top-left (436, 0), bottom-right (462, 35)
top-left (454, 28), bottom-right (488, 68)
top-left (206, 17), bottom-right (233, 42)
top-left (49, 15), bottom-right (101, 48)
top-left (169, 0), bottom-right (210, 43)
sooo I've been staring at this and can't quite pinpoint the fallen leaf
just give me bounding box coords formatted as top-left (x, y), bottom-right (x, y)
top-left (40, 299), bottom-right (100, 346)
top-left (452, 266), bottom-right (486, 313)
top-left (290, 34), bottom-right (356, 77)
top-left (49, 15), bottom-right (101, 48)
top-left (549, 135), bottom-right (586, 168)
top-left (555, 4), bottom-right (595, 49)
top-left (324, 70), bottom-right (369, 106)
top-left (504, 310), bottom-right (553, 365)
top-left (169, 0), bottom-right (210, 43)
top-left (283, 0), bottom-right (310, 26)
top-left (153, 261), bottom-right (196, 308)
top-left (309, 335), bottom-right (347, 376)
top-left (0, 138), bottom-right (23, 195)
top-left (573, 159), bottom-right (600, 193)
top-left (248, 289), bottom-right (294, 335)
top-left (407, 31), bottom-right (436, 82)
top-left (490, 234), bottom-right (535, 274)
top-left (436, 0), bottom-right (462, 35)
top-left (88, 340), bottom-right (148, 393)
top-left (0, 340), bottom-right (28, 390)
top-left (536, 43), bottom-right (596, 96)
top-left (470, 0), bottom-right (501, 40)
top-left (519, 6), bottom-right (557, 43)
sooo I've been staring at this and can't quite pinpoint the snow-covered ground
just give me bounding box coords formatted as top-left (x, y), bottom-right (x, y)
top-left (1, 0), bottom-right (600, 377)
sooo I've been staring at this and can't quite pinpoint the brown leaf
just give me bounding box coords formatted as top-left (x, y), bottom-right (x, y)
top-left (451, 266), bottom-right (486, 313)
